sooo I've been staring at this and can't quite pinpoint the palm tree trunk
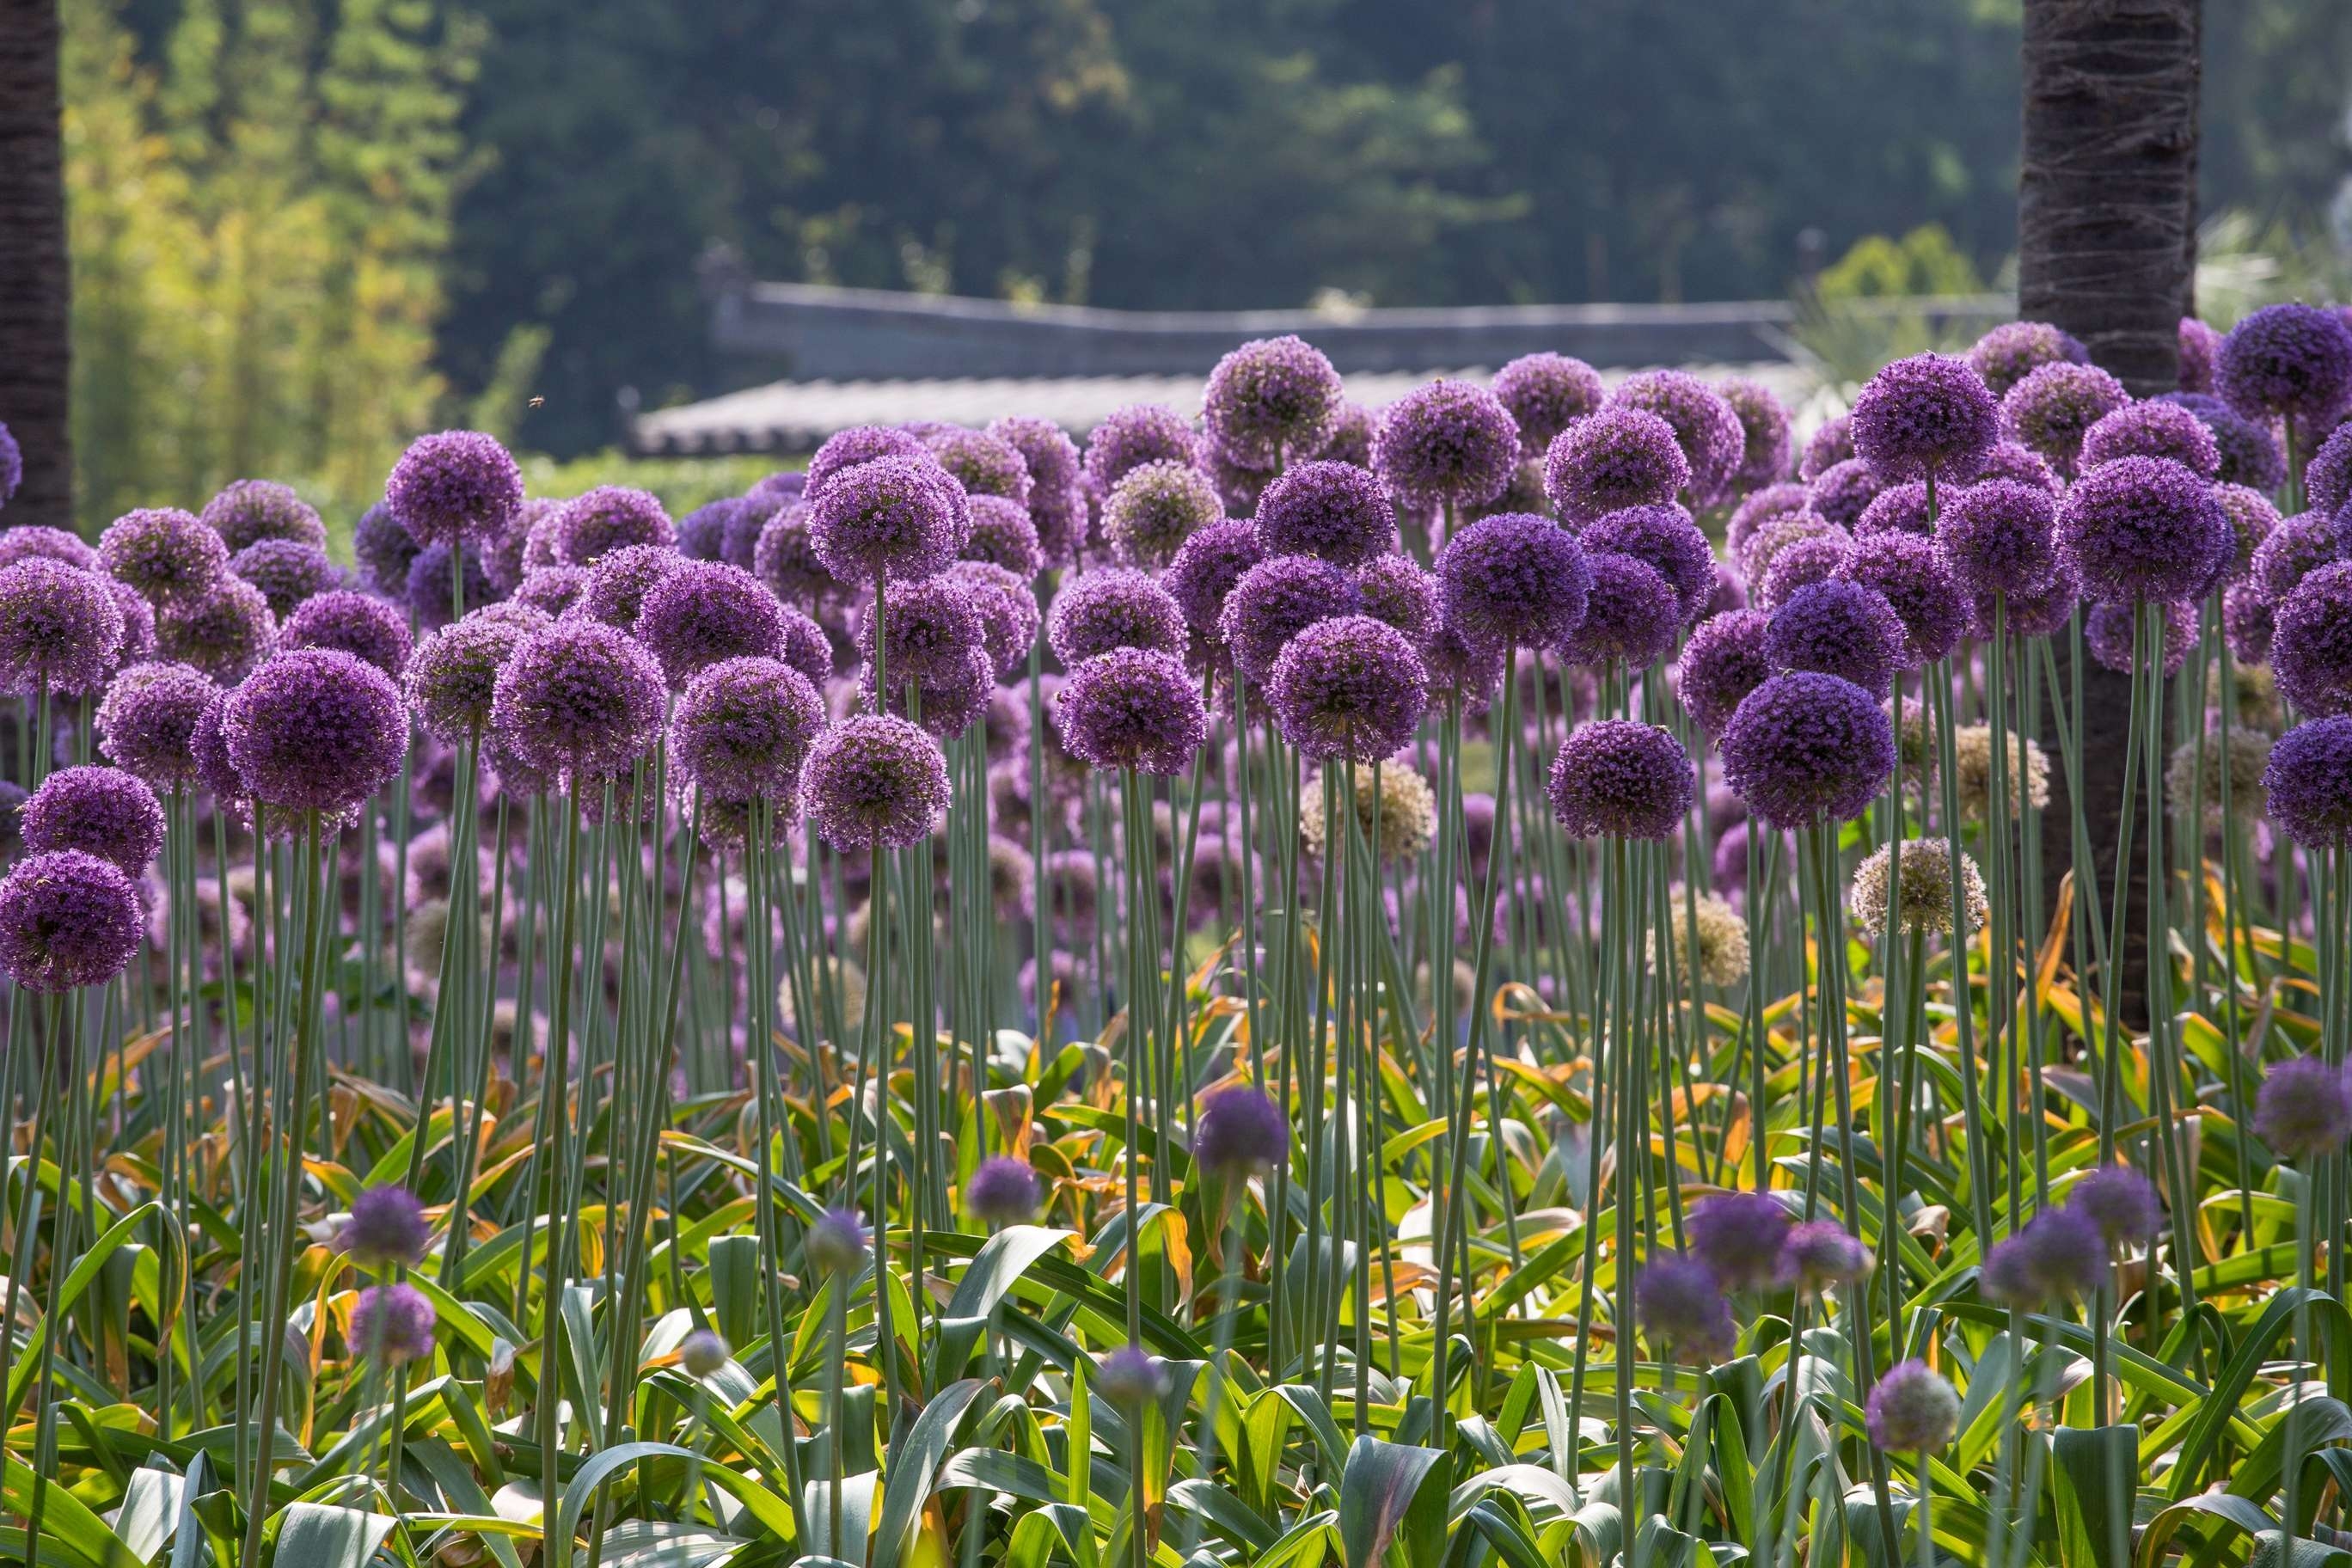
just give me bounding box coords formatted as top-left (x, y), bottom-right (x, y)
top-left (0, 0), bottom-right (73, 534)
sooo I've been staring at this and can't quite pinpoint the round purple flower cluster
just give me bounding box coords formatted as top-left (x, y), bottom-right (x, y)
top-left (338, 1185), bottom-right (430, 1269)
top-left (2253, 1056), bottom-right (2352, 1161)
top-left (2217, 302), bottom-right (2352, 429)
top-left (1219, 554), bottom-right (1360, 683)
top-left (1635, 1253), bottom-right (1736, 1363)
top-left (1611, 371), bottom-right (1744, 505)
top-left (577, 544), bottom-right (681, 630)
top-left (960, 494), bottom-right (1045, 579)
top-left (95, 662), bottom-right (220, 793)
top-left (230, 539), bottom-right (338, 618)
top-left (0, 849), bottom-right (145, 993)
top-left (407, 609), bottom-right (545, 743)
top-left (1351, 555), bottom-right (1440, 650)
top-left (1055, 647), bottom-right (1208, 775)
top-left (1966, 321), bottom-right (2089, 399)
top-left (2177, 316), bottom-right (2222, 393)
top-left (1718, 377), bottom-right (1793, 492)
top-left (1865, 1361), bottom-right (1959, 1453)
top-left (1561, 553), bottom-right (1680, 670)
top-left (1834, 532), bottom-right (1969, 669)
top-left (1202, 335), bottom-right (1344, 469)
top-left (21, 765), bottom-right (163, 874)
top-left (1579, 503), bottom-right (1714, 626)
top-left (1101, 460), bottom-right (1222, 569)
top-left (2249, 512), bottom-right (2340, 606)
top-left (1848, 352), bottom-right (1999, 482)
top-left (279, 591), bottom-right (412, 679)
top-left (224, 649), bottom-right (408, 816)
top-left (100, 507), bottom-right (228, 605)
top-left (1048, 567), bottom-right (1187, 666)
top-left (350, 1283), bottom-right (437, 1365)
top-left (1435, 513), bottom-right (1589, 653)
top-left (1547, 720), bottom-right (1692, 841)
top-left (1720, 671), bottom-right (1895, 829)
top-left (924, 426), bottom-right (1032, 505)
top-left (1265, 614), bottom-right (1427, 764)
top-left (1193, 1084), bottom-right (1288, 1173)
top-left (807, 454), bottom-right (968, 585)
top-left (1939, 479), bottom-right (2058, 598)
top-left (637, 560), bottom-right (788, 689)
top-left (554, 487), bottom-right (675, 567)
top-left (1083, 405), bottom-right (1197, 494)
top-left (1805, 458), bottom-right (1883, 530)
top-left (2055, 456), bottom-right (2232, 604)
top-left (2079, 399), bottom-right (2221, 477)
top-left (1852, 481), bottom-right (1932, 541)
top-left (805, 426), bottom-right (931, 501)
top-left (202, 480), bottom-right (327, 553)
top-left (670, 656), bottom-right (826, 804)
top-left (1165, 520), bottom-right (1266, 636)
top-left (1370, 380), bottom-right (1521, 509)
top-left (1687, 1190), bottom-right (1792, 1290)
top-left (0, 558), bottom-right (126, 696)
top-left (2272, 562), bottom-right (2352, 716)
top-left (1675, 609), bottom-right (1773, 734)
top-left (2265, 716), bottom-right (2352, 849)
top-left (1981, 1208), bottom-right (2105, 1306)
top-left (1254, 460), bottom-right (1395, 566)
top-left (491, 620), bottom-right (665, 778)
top-left (1543, 406), bottom-right (1690, 526)
top-left (1766, 578), bottom-right (1904, 697)
top-left (385, 430), bottom-right (524, 546)
top-left (802, 714), bottom-right (950, 849)
top-left (1798, 415), bottom-right (1854, 481)
top-left (964, 1156), bottom-right (1042, 1225)
top-left (2000, 361), bottom-right (2130, 478)
top-left (1492, 352), bottom-right (1604, 459)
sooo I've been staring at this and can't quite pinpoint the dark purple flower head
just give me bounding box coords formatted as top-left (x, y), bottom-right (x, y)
top-left (21, 765), bottom-right (163, 874)
top-left (2056, 456), bottom-right (2233, 604)
top-left (1834, 532), bottom-right (1969, 669)
top-left (1315, 401), bottom-right (1375, 467)
top-left (1577, 503), bottom-right (1714, 627)
top-left (190, 691), bottom-right (240, 807)
top-left (1765, 579), bottom-right (1904, 697)
top-left (2254, 1055), bottom-right (2352, 1160)
top-left (1166, 520), bottom-right (1266, 635)
top-left (2080, 399), bottom-right (2222, 478)
top-left (805, 1207), bottom-right (869, 1276)
top-left (1423, 622), bottom-right (1504, 711)
top-left (1351, 554), bottom-right (1440, 650)
top-left (491, 620), bottom-right (664, 778)
top-left (338, 1184), bottom-right (430, 1269)
top-left (578, 543), bottom-right (682, 630)
top-left (1726, 482), bottom-right (1812, 563)
top-left (0, 559), bottom-right (126, 696)
top-left (1806, 458), bottom-right (1883, 530)
top-left (1718, 377), bottom-right (1794, 491)
top-left (857, 574), bottom-right (983, 683)
top-left (1968, 321), bottom-right (2091, 400)
top-left (637, 560), bottom-right (789, 688)
top-left (1203, 334), bottom-right (1344, 468)
top-left (407, 609), bottom-right (542, 743)
top-left (512, 566), bottom-right (588, 619)
top-left (770, 603), bottom-right (831, 688)
top-left (1866, 1362), bottom-right (1959, 1452)
top-left (1435, 513), bottom-right (1590, 652)
top-left (403, 542), bottom-right (494, 632)
top-left (92, 582), bottom-right (150, 683)
top-left (1853, 480), bottom-right (1933, 541)
top-left (0, 850), bottom-right (144, 993)
top-left (1721, 671), bottom-right (1894, 828)
top-left (1687, 1190), bottom-right (1792, 1291)
top-left (1703, 562), bottom-right (1747, 618)
top-left (1940, 479), bottom-right (2060, 599)
top-left (1755, 534), bottom-right (1853, 611)
top-left (1266, 614), bottom-right (1426, 763)
top-left (1220, 553), bottom-right (1362, 682)
top-left (1974, 438), bottom-right (2062, 494)
top-left (1100, 460), bottom-right (1223, 569)
top-left (965, 1155), bottom-right (1042, 1226)
top-left (1675, 609), bottom-right (1773, 734)
top-left (2178, 315), bottom-right (2222, 393)
top-left (2266, 716), bottom-right (2352, 848)
top-left (1083, 405), bottom-right (1197, 494)
top-left (100, 508), bottom-right (228, 607)
top-left (2273, 561), bottom-right (2352, 716)
top-left (803, 714), bottom-right (950, 848)
top-left (2225, 582), bottom-right (2275, 665)
top-left (95, 662), bottom-right (219, 793)
top-left (1372, 380), bottom-right (1522, 509)
top-left (2309, 420), bottom-right (2352, 518)
top-left (1850, 352), bottom-right (1999, 483)
top-left (2251, 511), bottom-right (2343, 606)
top-left (962, 493), bottom-right (1045, 578)
top-left (224, 649), bottom-right (407, 816)
top-left (670, 656), bottom-right (825, 802)
top-left (944, 560), bottom-right (1041, 677)
top-left (1981, 1209), bottom-right (2106, 1306)
top-left (1798, 414), bottom-right (1853, 481)
top-left (350, 1282), bottom-right (436, 1365)
top-left (1057, 647), bottom-right (1208, 775)
top-left (1547, 719), bottom-right (1693, 841)
top-left (1047, 567), bottom-right (1186, 667)
top-left (806, 426), bottom-right (932, 502)
top-left (1561, 552), bottom-right (1680, 670)
top-left (1611, 371), bottom-right (1744, 506)
top-left (483, 497), bottom-right (554, 593)
top-left (723, 493), bottom-right (786, 574)
top-left (807, 453), bottom-right (968, 585)
top-left (1254, 460), bottom-right (1395, 566)
top-left (2067, 1166), bottom-right (2161, 1247)
top-left (2000, 362), bottom-right (2131, 479)
top-left (753, 505), bottom-right (839, 609)
top-left (202, 481), bottom-right (326, 554)
top-left (675, 497), bottom-right (737, 562)
top-left (2218, 303), bottom-right (2352, 427)
top-left (860, 641), bottom-right (994, 743)
top-left (1543, 406), bottom-right (1690, 526)
top-left (230, 538), bottom-right (337, 618)
top-left (1492, 352), bottom-right (1604, 459)
top-left (386, 431), bottom-right (524, 546)
top-left (2085, 597), bottom-right (2195, 677)
top-left (924, 426), bottom-right (1032, 505)
top-left (554, 487), bottom-right (675, 567)
top-left (1635, 1254), bottom-right (1736, 1363)
top-left (1777, 1220), bottom-right (1872, 1294)
top-left (279, 590), bottom-right (412, 679)
top-left (1193, 1085), bottom-right (1288, 1174)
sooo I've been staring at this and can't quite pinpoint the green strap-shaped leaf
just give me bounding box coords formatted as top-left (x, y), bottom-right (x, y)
top-left (870, 1378), bottom-right (986, 1568)
top-left (1338, 1436), bottom-right (1446, 1568)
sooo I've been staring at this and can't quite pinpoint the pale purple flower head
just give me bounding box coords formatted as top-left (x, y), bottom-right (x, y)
top-left (680, 1330), bottom-right (730, 1378)
top-left (1726, 482), bottom-right (1812, 562)
top-left (483, 497), bottom-right (554, 592)
top-left (2273, 562), bottom-right (2352, 717)
top-left (1975, 438), bottom-right (2062, 494)
top-left (1203, 334), bottom-right (1344, 469)
top-left (2000, 361), bottom-right (2131, 479)
top-left (202, 481), bottom-right (326, 553)
top-left (224, 649), bottom-right (407, 816)
top-left (1561, 552), bottom-right (1680, 671)
top-left (1939, 479), bottom-right (2059, 599)
top-left (2067, 1166), bottom-right (2160, 1247)
top-left (637, 560), bottom-right (790, 688)
top-left (1266, 614), bottom-right (1426, 763)
top-left (1866, 1362), bottom-right (1959, 1453)
top-left (1547, 720), bottom-right (1692, 841)
top-left (864, 642), bottom-right (993, 741)
top-left (405, 542), bottom-right (495, 632)
top-left (230, 539), bottom-right (337, 619)
top-left (856, 574), bottom-right (983, 685)
top-left (2253, 1055), bottom-right (2352, 1161)
top-left (95, 662), bottom-right (219, 793)
top-left (1635, 1254), bottom-right (1736, 1363)
top-left (2079, 399), bottom-right (2221, 478)
top-left (279, 591), bottom-right (412, 680)
top-left (676, 498), bottom-right (737, 563)
top-left (1853, 481), bottom-right (1933, 542)
top-left (578, 544), bottom-right (682, 630)
top-left (1491, 353), bottom-right (1604, 460)
top-left (1254, 460), bottom-right (1395, 566)
top-left (101, 507), bottom-right (229, 606)
top-left (1966, 321), bottom-right (2089, 399)
top-left (965, 1155), bottom-right (1042, 1226)
top-left (386, 430), bottom-right (524, 546)
top-left (989, 415), bottom-right (1082, 505)
top-left (1687, 1190), bottom-right (1792, 1291)
top-left (1315, 401), bottom-right (1375, 468)
top-left (2217, 303), bottom-right (2352, 429)
top-left (490, 620), bottom-right (665, 777)
top-left (802, 714), bottom-right (950, 848)
top-left (1543, 405), bottom-right (1690, 526)
top-left (518, 503), bottom-right (567, 578)
top-left (754, 506), bottom-right (840, 609)
top-left (1798, 414), bottom-right (1853, 481)
top-left (2308, 420), bottom-right (2352, 518)
top-left (1720, 671), bottom-right (1894, 828)
top-left (1740, 513), bottom-right (1849, 591)
top-left (407, 609), bottom-right (542, 742)
top-left (1435, 513), bottom-right (1590, 652)
top-left (961, 494), bottom-right (1045, 579)
top-left (1096, 1345), bottom-right (1169, 1407)
top-left (0, 425), bottom-right (17, 505)
top-left (1981, 1209), bottom-right (2106, 1306)
top-left (2177, 315), bottom-right (2222, 393)
top-left (1372, 380), bottom-right (1522, 509)
top-left (2085, 597), bottom-right (2195, 678)
top-left (944, 560), bottom-right (1041, 677)
top-left (2225, 582), bottom-right (2275, 665)
top-left (1056, 647), bottom-right (1207, 775)
top-left (1047, 567), bottom-right (1186, 666)
top-left (805, 1207), bottom-right (870, 1276)
top-left (1166, 520), bottom-right (1266, 635)
top-left (725, 492), bottom-right (787, 572)
top-left (1351, 554), bottom-right (1441, 650)
top-left (1578, 503), bottom-right (1714, 626)
top-left (806, 426), bottom-right (932, 501)
top-left (1083, 405), bottom-right (1197, 494)
top-left (1219, 554), bottom-right (1361, 683)
top-left (2250, 511), bottom-right (2340, 607)
top-left (0, 850), bottom-right (144, 993)
top-left (1805, 458), bottom-right (1884, 530)
top-left (1718, 377), bottom-right (1794, 491)
top-left (554, 487), bottom-right (676, 567)
top-left (1850, 352), bottom-right (1998, 484)
top-left (338, 1185), bottom-right (430, 1269)
top-left (1611, 370), bottom-right (1744, 506)
top-left (670, 656), bottom-right (825, 803)
top-left (924, 426), bottom-right (1032, 505)
top-left (0, 558), bottom-right (125, 695)
top-left (1423, 622), bottom-right (1504, 711)
top-left (2265, 716), bottom-right (2352, 848)
top-left (1834, 532), bottom-right (1969, 669)
top-left (1755, 534), bottom-right (1852, 612)
top-left (1675, 609), bottom-right (1773, 734)
top-left (1777, 1220), bottom-right (1871, 1294)
top-left (2056, 456), bottom-right (2233, 604)
top-left (1095, 459), bottom-right (1219, 569)
top-left (350, 1283), bottom-right (436, 1365)
top-left (1766, 579), bottom-right (1904, 697)
top-left (21, 765), bottom-right (163, 874)
top-left (807, 454), bottom-right (968, 585)
top-left (1194, 1085), bottom-right (1287, 1174)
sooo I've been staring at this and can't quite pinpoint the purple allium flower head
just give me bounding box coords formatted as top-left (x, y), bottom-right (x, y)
top-left (1254, 460), bottom-right (1395, 567)
top-left (1611, 370), bottom-right (1744, 506)
top-left (202, 480), bottom-right (326, 553)
top-left (1850, 352), bottom-right (1999, 483)
top-left (2266, 716), bottom-right (2352, 848)
top-left (1423, 622), bottom-right (1504, 711)
top-left (856, 574), bottom-right (983, 684)
top-left (350, 1282), bottom-right (436, 1365)
top-left (1547, 719), bottom-right (1693, 841)
top-left (1981, 1209), bottom-right (2106, 1306)
top-left (753, 506), bottom-right (839, 609)
top-left (1806, 458), bottom-right (1884, 530)
top-left (230, 539), bottom-right (337, 619)
top-left (483, 497), bottom-right (554, 593)
top-left (1718, 376), bottom-right (1794, 491)
top-left (807, 426), bottom-right (933, 502)
top-left (1777, 1220), bottom-right (1872, 1293)
top-left (722, 494), bottom-right (785, 575)
top-left (407, 609), bottom-right (542, 743)
top-left (1967, 322), bottom-right (2090, 399)
top-left (1721, 671), bottom-right (1894, 829)
top-left (2251, 511), bottom-right (2343, 606)
top-left (1974, 438), bottom-right (2062, 494)
top-left (2217, 303), bottom-right (2352, 429)
top-left (807, 453), bottom-right (968, 585)
top-left (1351, 554), bottom-right (1441, 649)
top-left (1542, 406), bottom-right (1690, 526)
top-left (965, 1155), bottom-right (1042, 1225)
top-left (1219, 554), bottom-right (1362, 682)
top-left (224, 650), bottom-right (407, 816)
top-left (1675, 609), bottom-right (1773, 734)
top-left (1266, 614), bottom-right (1426, 763)
top-left (511, 566), bottom-right (587, 619)
top-left (1834, 532), bottom-right (1969, 669)
top-left (1562, 552), bottom-right (1680, 670)
top-left (1687, 1190), bottom-right (1792, 1291)
top-left (744, 471), bottom-right (808, 515)
top-left (1083, 405), bottom-right (1198, 494)
top-left (1798, 414), bottom-right (1854, 481)
top-left (924, 426), bottom-right (1032, 505)
top-left (1096, 1345), bottom-right (1169, 1406)
top-left (2079, 399), bottom-right (2221, 478)
top-left (95, 579), bottom-right (149, 677)
top-left (1193, 1085), bottom-right (1288, 1174)
top-left (1756, 533), bottom-right (1853, 612)
top-left (865, 644), bottom-right (993, 741)
top-left (1703, 562), bottom-right (1747, 617)
top-left (962, 493), bottom-right (1045, 578)
top-left (1101, 459), bottom-right (1222, 568)
top-left (806, 1207), bottom-right (870, 1276)
top-left (2067, 1166), bottom-right (2161, 1246)
top-left (675, 498), bottom-right (736, 562)
top-left (1203, 334), bottom-right (1344, 469)
top-left (2178, 315), bottom-right (2222, 393)
top-left (578, 543), bottom-right (682, 630)
top-left (1166, 520), bottom-right (1266, 635)
top-left (21, 765), bottom-right (163, 874)
top-left (1056, 647), bottom-right (1207, 775)
top-left (519, 506), bottom-right (567, 577)
top-left (989, 415), bottom-right (1082, 505)
top-left (2273, 561), bottom-right (2352, 716)
top-left (1853, 481), bottom-right (1933, 541)
top-left (2056, 456), bottom-right (2233, 604)
top-left (0, 424), bottom-right (16, 505)
top-left (95, 662), bottom-right (219, 793)
top-left (1865, 1362), bottom-right (1960, 1453)
top-left (1578, 503), bottom-right (1715, 626)
top-left (2310, 420), bottom-right (2352, 519)
top-left (279, 590), bottom-right (412, 680)
top-left (100, 507), bottom-right (229, 607)
top-left (338, 1184), bottom-right (430, 1269)
top-left (554, 486), bottom-right (675, 567)
top-left (2253, 1055), bottom-right (2352, 1159)
top-left (1435, 513), bottom-right (1590, 652)
top-left (2084, 597), bottom-right (2195, 677)
top-left (0, 558), bottom-right (125, 696)
top-left (2000, 361), bottom-right (2131, 479)
top-left (1047, 567), bottom-right (1186, 666)
top-left (679, 1330), bottom-right (729, 1378)
top-left (1740, 513), bottom-right (1850, 592)
top-left (0, 527), bottom-right (93, 573)
top-left (1635, 1254), bottom-right (1736, 1363)
top-left (491, 620), bottom-right (665, 778)
top-left (1316, 401), bottom-right (1375, 468)
top-left (2225, 582), bottom-right (2275, 665)
top-left (1492, 352), bottom-right (1605, 459)
top-left (386, 430), bottom-right (524, 547)
top-left (1372, 380), bottom-right (1522, 509)
top-left (944, 560), bottom-right (1041, 677)
top-left (637, 560), bottom-right (790, 688)
top-left (0, 850), bottom-right (144, 993)
top-left (802, 714), bottom-right (950, 848)
top-left (404, 542), bottom-right (495, 634)
top-left (1939, 479), bottom-right (2060, 599)
top-left (1765, 579), bottom-right (1904, 697)
top-left (670, 656), bottom-right (825, 802)
top-left (1726, 482), bottom-right (1812, 563)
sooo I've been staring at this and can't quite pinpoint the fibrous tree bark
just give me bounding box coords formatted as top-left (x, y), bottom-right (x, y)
top-left (0, 0), bottom-right (74, 533)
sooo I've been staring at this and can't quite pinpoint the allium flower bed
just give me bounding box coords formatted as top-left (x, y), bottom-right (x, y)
top-left (0, 314), bottom-right (2347, 1566)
